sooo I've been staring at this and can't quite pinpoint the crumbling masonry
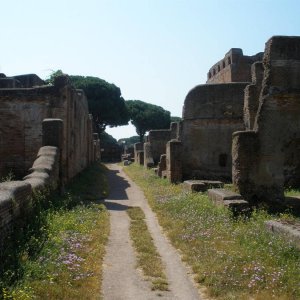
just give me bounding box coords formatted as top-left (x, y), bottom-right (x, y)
top-left (232, 36), bottom-right (300, 204)
top-left (0, 73), bottom-right (100, 241)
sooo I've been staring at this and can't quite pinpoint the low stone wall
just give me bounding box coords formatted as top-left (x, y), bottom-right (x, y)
top-left (0, 143), bottom-right (60, 242)
top-left (0, 74), bottom-right (95, 183)
top-left (0, 112), bottom-right (100, 243)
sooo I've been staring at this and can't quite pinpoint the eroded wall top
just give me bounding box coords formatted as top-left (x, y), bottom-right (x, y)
top-left (206, 48), bottom-right (263, 84)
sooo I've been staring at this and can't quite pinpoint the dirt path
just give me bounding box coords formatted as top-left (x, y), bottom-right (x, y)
top-left (101, 164), bottom-right (203, 300)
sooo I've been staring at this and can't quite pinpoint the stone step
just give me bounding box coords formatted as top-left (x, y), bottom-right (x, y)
top-left (208, 188), bottom-right (249, 213)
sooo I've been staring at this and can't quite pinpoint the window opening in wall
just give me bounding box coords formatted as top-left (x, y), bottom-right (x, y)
top-left (217, 65), bottom-right (220, 72)
top-left (219, 153), bottom-right (227, 167)
top-left (228, 57), bottom-right (231, 65)
top-left (213, 69), bottom-right (216, 75)
top-left (222, 60), bottom-right (225, 68)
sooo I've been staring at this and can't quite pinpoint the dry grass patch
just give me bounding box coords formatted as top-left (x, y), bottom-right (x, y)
top-left (127, 206), bottom-right (168, 291)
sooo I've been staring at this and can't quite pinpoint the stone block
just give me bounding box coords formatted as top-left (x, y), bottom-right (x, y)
top-left (208, 188), bottom-right (243, 204)
top-left (208, 188), bottom-right (249, 213)
top-left (208, 189), bottom-right (250, 214)
top-left (223, 199), bottom-right (250, 211)
top-left (265, 220), bottom-right (300, 249)
top-left (183, 180), bottom-right (206, 192)
top-left (123, 160), bottom-right (132, 166)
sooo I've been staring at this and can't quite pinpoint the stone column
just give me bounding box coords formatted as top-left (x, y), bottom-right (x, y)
top-left (134, 142), bottom-right (144, 163)
top-left (166, 139), bottom-right (182, 183)
top-left (144, 142), bottom-right (154, 168)
top-left (158, 154), bottom-right (166, 177)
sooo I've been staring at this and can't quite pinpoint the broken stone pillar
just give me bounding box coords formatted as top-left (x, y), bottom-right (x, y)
top-left (243, 62), bottom-right (264, 130)
top-left (134, 142), bottom-right (144, 163)
top-left (158, 154), bottom-right (166, 177)
top-left (232, 131), bottom-right (259, 201)
top-left (144, 142), bottom-right (154, 168)
top-left (166, 139), bottom-right (182, 183)
top-left (136, 151), bottom-right (144, 165)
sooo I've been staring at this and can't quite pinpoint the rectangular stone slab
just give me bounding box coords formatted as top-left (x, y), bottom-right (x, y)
top-left (265, 220), bottom-right (300, 249)
top-left (183, 180), bottom-right (207, 192)
top-left (223, 200), bottom-right (249, 213)
top-left (208, 188), bottom-right (243, 204)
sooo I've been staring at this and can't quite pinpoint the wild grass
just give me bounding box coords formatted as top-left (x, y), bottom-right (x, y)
top-left (0, 163), bottom-right (110, 300)
top-left (127, 206), bottom-right (168, 291)
top-left (0, 170), bottom-right (15, 183)
top-left (284, 187), bottom-right (300, 197)
top-left (124, 164), bottom-right (300, 300)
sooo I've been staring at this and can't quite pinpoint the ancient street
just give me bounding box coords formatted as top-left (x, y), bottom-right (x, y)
top-left (102, 164), bottom-right (202, 300)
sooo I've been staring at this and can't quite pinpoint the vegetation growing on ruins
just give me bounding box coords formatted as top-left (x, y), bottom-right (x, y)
top-left (126, 100), bottom-right (171, 142)
top-left (0, 170), bottom-right (14, 183)
top-left (127, 207), bottom-right (168, 291)
top-left (124, 164), bottom-right (300, 300)
top-left (0, 163), bottom-right (109, 300)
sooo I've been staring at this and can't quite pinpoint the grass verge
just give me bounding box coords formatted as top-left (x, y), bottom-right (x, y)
top-left (124, 164), bottom-right (300, 300)
top-left (1, 163), bottom-right (110, 300)
top-left (127, 206), bottom-right (168, 291)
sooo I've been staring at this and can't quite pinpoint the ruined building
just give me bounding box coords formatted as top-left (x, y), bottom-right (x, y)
top-left (232, 36), bottom-right (300, 204)
top-left (0, 73), bottom-right (100, 240)
top-left (0, 74), bottom-right (97, 183)
top-left (143, 122), bottom-right (179, 168)
top-left (207, 48), bottom-right (263, 84)
top-left (164, 48), bottom-right (263, 182)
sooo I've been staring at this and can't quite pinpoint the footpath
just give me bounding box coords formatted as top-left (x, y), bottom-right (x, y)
top-left (101, 163), bottom-right (203, 300)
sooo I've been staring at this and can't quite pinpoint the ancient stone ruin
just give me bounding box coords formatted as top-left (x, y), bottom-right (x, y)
top-left (159, 48), bottom-right (263, 183)
top-left (142, 122), bottom-right (180, 168)
top-left (207, 48), bottom-right (263, 84)
top-left (232, 36), bottom-right (300, 205)
top-left (0, 73), bottom-right (100, 241)
top-left (135, 35), bottom-right (300, 211)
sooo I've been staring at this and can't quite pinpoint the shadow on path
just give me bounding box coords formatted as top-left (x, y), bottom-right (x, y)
top-left (104, 167), bottom-right (131, 211)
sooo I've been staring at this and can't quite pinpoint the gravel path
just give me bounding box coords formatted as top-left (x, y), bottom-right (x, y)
top-left (101, 164), bottom-right (203, 300)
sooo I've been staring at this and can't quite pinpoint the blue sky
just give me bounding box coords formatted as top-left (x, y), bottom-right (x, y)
top-left (1, 0), bottom-right (300, 139)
